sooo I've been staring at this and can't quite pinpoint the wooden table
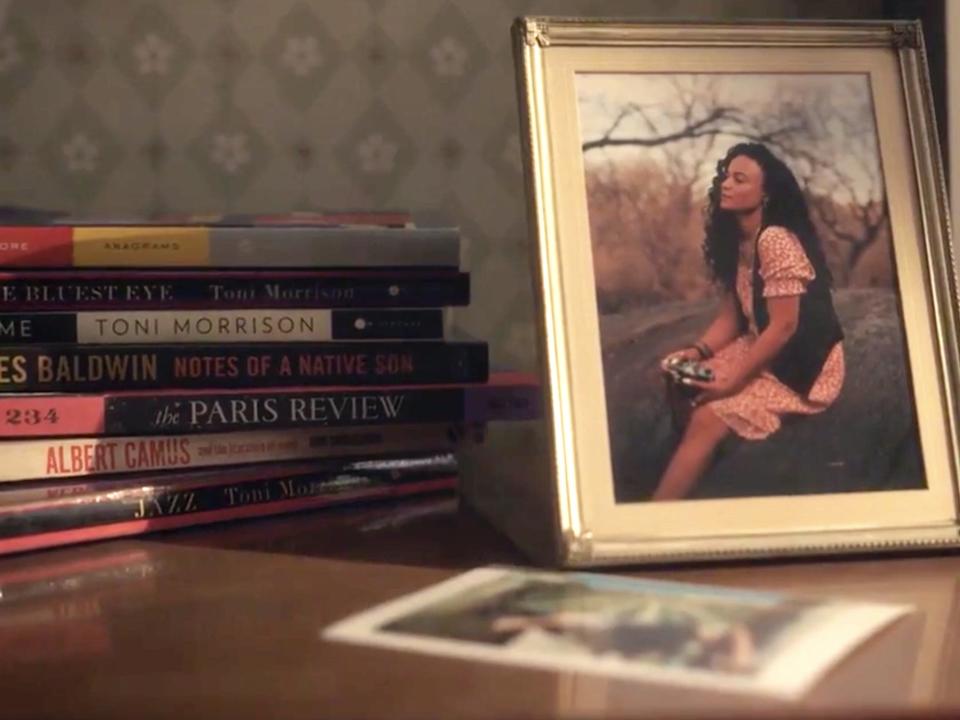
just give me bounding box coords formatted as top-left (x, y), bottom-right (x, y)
top-left (0, 493), bottom-right (957, 719)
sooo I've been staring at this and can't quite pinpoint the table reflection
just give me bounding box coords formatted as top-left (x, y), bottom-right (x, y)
top-left (549, 557), bottom-right (960, 714)
top-left (0, 544), bottom-right (160, 664)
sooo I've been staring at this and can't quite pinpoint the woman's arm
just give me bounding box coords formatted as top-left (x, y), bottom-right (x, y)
top-left (661, 292), bottom-right (742, 370)
top-left (726, 295), bottom-right (798, 387)
top-left (660, 292), bottom-right (740, 372)
top-left (689, 295), bottom-right (799, 402)
top-left (696, 292), bottom-right (742, 356)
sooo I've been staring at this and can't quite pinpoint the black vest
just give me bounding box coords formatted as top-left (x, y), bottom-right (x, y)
top-left (734, 230), bottom-right (844, 397)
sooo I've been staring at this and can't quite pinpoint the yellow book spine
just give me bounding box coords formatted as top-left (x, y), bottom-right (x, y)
top-left (72, 228), bottom-right (210, 266)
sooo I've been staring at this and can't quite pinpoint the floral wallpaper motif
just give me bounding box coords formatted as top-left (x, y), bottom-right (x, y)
top-left (0, 0), bottom-right (897, 369)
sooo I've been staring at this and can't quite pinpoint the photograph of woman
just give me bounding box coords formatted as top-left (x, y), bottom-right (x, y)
top-left (653, 143), bottom-right (844, 500)
top-left (576, 73), bottom-right (925, 502)
top-left (326, 567), bottom-right (912, 697)
top-left (376, 571), bottom-right (815, 676)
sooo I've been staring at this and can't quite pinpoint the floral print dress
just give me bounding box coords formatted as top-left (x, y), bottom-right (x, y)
top-left (703, 226), bottom-right (845, 440)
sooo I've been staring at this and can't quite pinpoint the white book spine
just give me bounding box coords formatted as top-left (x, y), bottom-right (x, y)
top-left (66, 309), bottom-right (444, 343)
top-left (77, 309), bottom-right (334, 343)
top-left (2, 424), bottom-right (457, 481)
top-left (207, 227), bottom-right (460, 267)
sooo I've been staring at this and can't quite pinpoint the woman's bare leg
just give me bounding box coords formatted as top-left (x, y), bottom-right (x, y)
top-left (652, 406), bottom-right (731, 501)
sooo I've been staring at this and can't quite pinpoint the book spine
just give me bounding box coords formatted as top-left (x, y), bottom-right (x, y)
top-left (232, 211), bottom-right (413, 226)
top-left (0, 341), bottom-right (488, 392)
top-left (0, 271), bottom-right (469, 310)
top-left (0, 309), bottom-right (446, 344)
top-left (0, 474), bottom-right (456, 556)
top-left (0, 377), bottom-right (537, 436)
top-left (0, 226), bottom-right (460, 268)
top-left (0, 453), bottom-right (456, 507)
top-left (150, 210), bottom-right (414, 227)
top-left (0, 453), bottom-right (456, 538)
top-left (0, 424), bottom-right (459, 482)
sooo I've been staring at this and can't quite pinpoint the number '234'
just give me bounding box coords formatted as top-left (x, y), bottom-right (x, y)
top-left (5, 408), bottom-right (59, 425)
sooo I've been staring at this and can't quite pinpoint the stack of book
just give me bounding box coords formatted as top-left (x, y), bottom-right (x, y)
top-left (0, 210), bottom-right (538, 554)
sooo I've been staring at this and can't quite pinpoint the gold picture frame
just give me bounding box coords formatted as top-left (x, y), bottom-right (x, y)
top-left (460, 18), bottom-right (960, 566)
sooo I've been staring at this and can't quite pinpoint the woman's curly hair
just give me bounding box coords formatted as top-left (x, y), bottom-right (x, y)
top-left (702, 142), bottom-right (832, 291)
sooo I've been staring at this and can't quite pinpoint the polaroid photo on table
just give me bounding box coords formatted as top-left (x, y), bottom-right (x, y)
top-left (485, 18), bottom-right (960, 565)
top-left (323, 566), bottom-right (911, 699)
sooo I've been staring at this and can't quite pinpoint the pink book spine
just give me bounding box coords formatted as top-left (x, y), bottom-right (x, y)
top-left (0, 396), bottom-right (106, 435)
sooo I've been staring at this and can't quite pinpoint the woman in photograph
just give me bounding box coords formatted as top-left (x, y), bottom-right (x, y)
top-left (652, 142), bottom-right (845, 501)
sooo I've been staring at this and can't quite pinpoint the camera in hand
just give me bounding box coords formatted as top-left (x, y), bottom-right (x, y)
top-left (664, 356), bottom-right (715, 383)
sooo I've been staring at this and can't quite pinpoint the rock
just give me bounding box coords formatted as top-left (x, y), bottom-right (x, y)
top-left (600, 288), bottom-right (925, 502)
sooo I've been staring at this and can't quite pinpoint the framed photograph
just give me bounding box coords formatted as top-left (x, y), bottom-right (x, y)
top-left (463, 18), bottom-right (959, 565)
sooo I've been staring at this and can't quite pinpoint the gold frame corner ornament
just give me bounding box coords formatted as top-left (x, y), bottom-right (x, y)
top-left (890, 21), bottom-right (922, 50)
top-left (517, 17), bottom-right (551, 48)
top-left (562, 529), bottom-right (595, 565)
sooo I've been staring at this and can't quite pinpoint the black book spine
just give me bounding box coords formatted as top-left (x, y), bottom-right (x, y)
top-left (106, 388), bottom-right (469, 434)
top-left (0, 341), bottom-right (488, 392)
top-left (0, 313), bottom-right (78, 342)
top-left (0, 456), bottom-right (457, 540)
top-left (0, 273), bottom-right (470, 310)
top-left (331, 309), bottom-right (444, 340)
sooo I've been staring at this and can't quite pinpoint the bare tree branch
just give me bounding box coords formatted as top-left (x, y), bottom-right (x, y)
top-left (582, 106), bottom-right (738, 152)
top-left (582, 76), bottom-right (890, 285)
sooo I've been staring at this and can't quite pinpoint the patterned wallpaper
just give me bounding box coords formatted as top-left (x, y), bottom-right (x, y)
top-left (0, 0), bottom-right (920, 369)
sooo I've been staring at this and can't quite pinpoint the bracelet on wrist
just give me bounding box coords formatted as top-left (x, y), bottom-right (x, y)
top-left (694, 341), bottom-right (714, 360)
